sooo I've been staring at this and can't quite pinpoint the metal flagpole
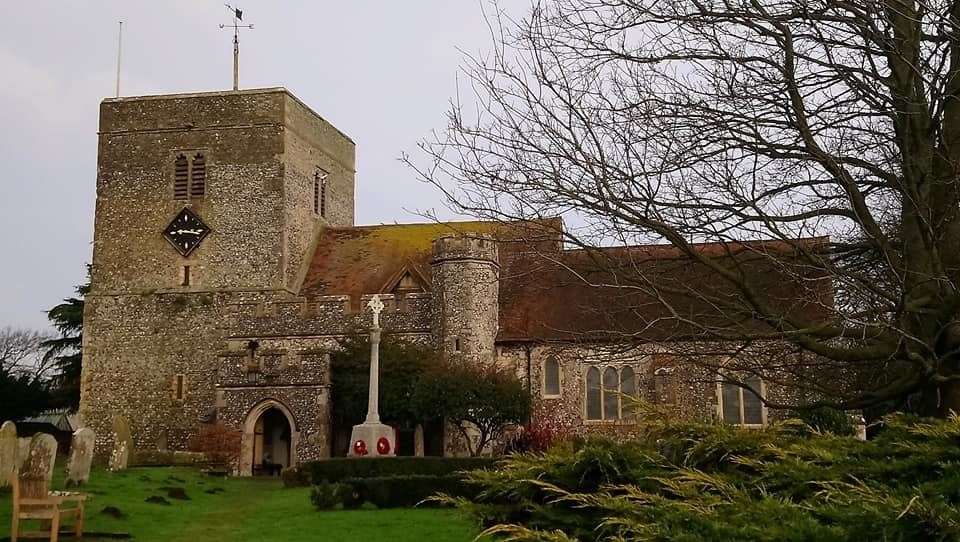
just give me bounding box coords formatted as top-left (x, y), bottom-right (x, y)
top-left (232, 20), bottom-right (239, 90)
top-left (115, 21), bottom-right (123, 97)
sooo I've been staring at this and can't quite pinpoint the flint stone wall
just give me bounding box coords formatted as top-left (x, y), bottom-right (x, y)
top-left (506, 341), bottom-right (813, 437)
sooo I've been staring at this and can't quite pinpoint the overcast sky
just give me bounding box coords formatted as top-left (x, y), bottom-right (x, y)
top-left (0, 1), bottom-right (520, 330)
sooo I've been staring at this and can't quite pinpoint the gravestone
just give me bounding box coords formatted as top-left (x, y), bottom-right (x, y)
top-left (157, 430), bottom-right (168, 453)
top-left (0, 421), bottom-right (15, 487)
top-left (66, 427), bottom-right (96, 486)
top-left (109, 415), bottom-right (132, 472)
top-left (20, 433), bottom-right (58, 498)
top-left (16, 437), bottom-right (31, 471)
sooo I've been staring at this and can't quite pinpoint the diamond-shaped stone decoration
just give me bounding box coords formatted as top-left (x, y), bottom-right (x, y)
top-left (163, 207), bottom-right (211, 257)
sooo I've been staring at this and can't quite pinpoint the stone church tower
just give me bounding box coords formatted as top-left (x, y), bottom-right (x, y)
top-left (81, 88), bottom-right (355, 457)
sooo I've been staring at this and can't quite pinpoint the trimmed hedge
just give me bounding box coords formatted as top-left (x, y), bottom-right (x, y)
top-left (309, 474), bottom-right (480, 510)
top-left (289, 456), bottom-right (498, 487)
top-left (346, 474), bottom-right (480, 508)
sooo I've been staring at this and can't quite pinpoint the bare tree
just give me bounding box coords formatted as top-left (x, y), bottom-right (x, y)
top-left (0, 327), bottom-right (54, 382)
top-left (409, 1), bottom-right (960, 416)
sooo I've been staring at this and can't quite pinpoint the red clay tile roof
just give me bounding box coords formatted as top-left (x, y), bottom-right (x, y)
top-left (299, 219), bottom-right (561, 300)
top-left (497, 238), bottom-right (832, 342)
top-left (300, 220), bottom-right (830, 343)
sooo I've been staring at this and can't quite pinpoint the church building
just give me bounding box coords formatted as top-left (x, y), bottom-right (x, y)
top-left (79, 88), bottom-right (823, 474)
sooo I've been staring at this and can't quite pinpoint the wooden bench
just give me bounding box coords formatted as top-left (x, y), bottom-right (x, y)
top-left (10, 474), bottom-right (86, 542)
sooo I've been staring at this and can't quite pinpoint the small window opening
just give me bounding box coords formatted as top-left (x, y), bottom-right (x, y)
top-left (453, 337), bottom-right (461, 353)
top-left (182, 265), bottom-right (191, 286)
top-left (719, 374), bottom-right (765, 426)
top-left (543, 356), bottom-right (561, 396)
top-left (314, 167), bottom-right (329, 217)
top-left (174, 374), bottom-right (185, 400)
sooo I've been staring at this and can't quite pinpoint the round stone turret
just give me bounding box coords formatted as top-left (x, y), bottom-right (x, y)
top-left (430, 235), bottom-right (500, 363)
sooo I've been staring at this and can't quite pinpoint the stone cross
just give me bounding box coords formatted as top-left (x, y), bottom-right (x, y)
top-left (0, 421), bottom-right (16, 488)
top-left (109, 415), bottom-right (132, 472)
top-left (21, 433), bottom-right (57, 499)
top-left (365, 295), bottom-right (384, 423)
top-left (66, 427), bottom-right (96, 487)
top-left (367, 294), bottom-right (384, 329)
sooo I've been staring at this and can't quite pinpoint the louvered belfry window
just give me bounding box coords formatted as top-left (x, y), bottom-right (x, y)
top-left (173, 152), bottom-right (207, 200)
top-left (173, 154), bottom-right (189, 199)
top-left (190, 153), bottom-right (206, 198)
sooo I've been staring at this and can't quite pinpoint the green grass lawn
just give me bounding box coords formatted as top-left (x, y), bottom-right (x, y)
top-left (0, 466), bottom-right (481, 541)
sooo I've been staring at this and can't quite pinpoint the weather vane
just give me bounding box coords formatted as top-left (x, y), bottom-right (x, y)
top-left (219, 4), bottom-right (254, 91)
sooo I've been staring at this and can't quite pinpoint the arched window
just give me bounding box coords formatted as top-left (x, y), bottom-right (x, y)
top-left (189, 153), bottom-right (206, 198)
top-left (602, 367), bottom-right (619, 420)
top-left (620, 366), bottom-right (636, 417)
top-left (543, 356), bottom-right (561, 397)
top-left (173, 154), bottom-right (189, 199)
top-left (718, 374), bottom-right (765, 426)
top-left (585, 367), bottom-right (601, 420)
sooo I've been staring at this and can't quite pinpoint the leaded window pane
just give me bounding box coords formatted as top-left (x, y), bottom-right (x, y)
top-left (742, 377), bottom-right (764, 425)
top-left (544, 357), bottom-right (560, 396)
top-left (586, 367), bottom-right (602, 420)
top-left (603, 367), bottom-right (619, 420)
top-left (619, 366), bottom-right (636, 417)
top-left (721, 382), bottom-right (741, 424)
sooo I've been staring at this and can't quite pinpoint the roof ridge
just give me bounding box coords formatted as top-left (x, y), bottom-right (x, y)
top-left (562, 236), bottom-right (829, 253)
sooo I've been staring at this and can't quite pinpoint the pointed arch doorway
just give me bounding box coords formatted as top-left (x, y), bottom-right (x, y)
top-left (239, 399), bottom-right (299, 476)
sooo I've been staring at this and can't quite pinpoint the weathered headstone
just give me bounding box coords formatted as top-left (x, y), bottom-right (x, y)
top-left (16, 437), bottom-right (31, 471)
top-left (66, 427), bottom-right (96, 486)
top-left (0, 421), bottom-right (16, 487)
top-left (20, 433), bottom-right (58, 498)
top-left (109, 415), bottom-right (132, 472)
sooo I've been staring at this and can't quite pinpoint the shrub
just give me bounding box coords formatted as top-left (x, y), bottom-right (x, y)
top-left (444, 414), bottom-right (960, 541)
top-left (296, 456), bottom-right (498, 485)
top-left (281, 466), bottom-right (310, 487)
top-left (412, 361), bottom-right (531, 456)
top-left (345, 474), bottom-right (479, 508)
top-left (339, 483), bottom-right (364, 509)
top-left (792, 406), bottom-right (856, 436)
top-left (310, 481), bottom-right (346, 510)
top-left (504, 413), bottom-right (572, 454)
top-left (187, 422), bottom-right (241, 467)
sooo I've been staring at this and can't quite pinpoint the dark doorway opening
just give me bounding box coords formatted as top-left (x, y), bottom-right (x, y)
top-left (254, 408), bottom-right (291, 475)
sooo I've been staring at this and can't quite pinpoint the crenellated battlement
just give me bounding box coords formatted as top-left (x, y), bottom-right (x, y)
top-left (227, 292), bottom-right (434, 338)
top-left (431, 235), bottom-right (499, 266)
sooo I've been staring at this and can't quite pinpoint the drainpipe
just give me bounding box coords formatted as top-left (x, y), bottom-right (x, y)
top-left (525, 343), bottom-right (533, 425)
